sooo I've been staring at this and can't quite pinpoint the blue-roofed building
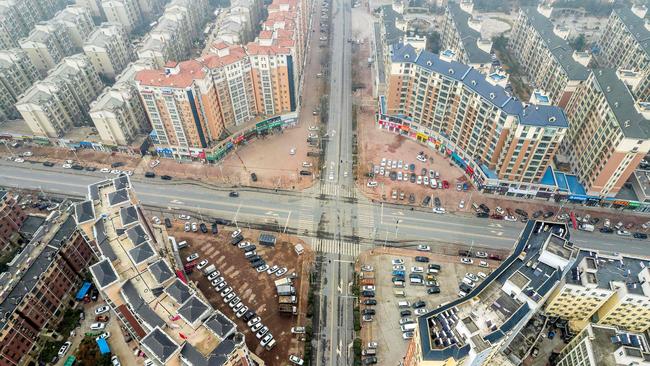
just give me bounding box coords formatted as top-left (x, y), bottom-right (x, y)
top-left (383, 43), bottom-right (568, 192)
top-left (407, 221), bottom-right (576, 365)
top-left (441, 1), bottom-right (493, 74)
top-left (509, 5), bottom-right (589, 106)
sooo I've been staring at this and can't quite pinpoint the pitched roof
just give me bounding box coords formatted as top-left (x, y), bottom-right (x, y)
top-left (165, 279), bottom-right (192, 304)
top-left (119, 205), bottom-right (139, 227)
top-left (141, 327), bottom-right (180, 364)
top-left (135, 59), bottom-right (206, 88)
top-left (177, 295), bottom-right (211, 325)
top-left (148, 259), bottom-right (174, 284)
top-left (128, 242), bottom-right (156, 264)
top-left (90, 258), bottom-right (119, 289)
top-left (74, 200), bottom-right (95, 224)
top-left (447, 2), bottom-right (492, 64)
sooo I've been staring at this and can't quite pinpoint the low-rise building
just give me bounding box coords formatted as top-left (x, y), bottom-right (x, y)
top-left (0, 49), bottom-right (41, 121)
top-left (83, 23), bottom-right (134, 79)
top-left (440, 1), bottom-right (493, 74)
top-left (0, 190), bottom-right (27, 251)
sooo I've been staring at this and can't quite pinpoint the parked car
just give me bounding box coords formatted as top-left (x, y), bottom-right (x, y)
top-left (90, 322), bottom-right (106, 330)
top-left (633, 232), bottom-right (648, 239)
top-left (289, 355), bottom-right (304, 365)
top-left (95, 306), bottom-right (110, 315)
top-left (186, 253), bottom-right (199, 262)
top-left (415, 256), bottom-right (429, 263)
top-left (417, 245), bottom-right (430, 251)
top-left (58, 341), bottom-right (72, 357)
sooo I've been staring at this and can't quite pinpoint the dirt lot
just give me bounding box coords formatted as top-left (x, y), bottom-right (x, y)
top-left (356, 247), bottom-right (499, 366)
top-left (171, 223), bottom-right (314, 366)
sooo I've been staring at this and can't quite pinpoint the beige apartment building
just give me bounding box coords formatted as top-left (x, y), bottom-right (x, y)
top-left (53, 5), bottom-right (95, 49)
top-left (20, 23), bottom-right (76, 75)
top-left (0, 0), bottom-right (70, 48)
top-left (509, 5), bottom-right (590, 107)
top-left (0, 49), bottom-right (41, 121)
top-left (545, 250), bottom-right (650, 333)
top-left (387, 44), bottom-right (567, 184)
top-left (562, 68), bottom-right (650, 197)
top-left (16, 54), bottom-right (104, 137)
top-left (440, 1), bottom-right (493, 74)
top-left (74, 0), bottom-right (103, 18)
top-left (89, 60), bottom-right (151, 145)
top-left (102, 0), bottom-right (143, 33)
top-left (84, 23), bottom-right (133, 79)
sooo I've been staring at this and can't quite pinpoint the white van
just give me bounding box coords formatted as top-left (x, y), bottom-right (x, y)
top-left (462, 278), bottom-right (475, 287)
top-left (177, 240), bottom-right (188, 249)
top-left (410, 277), bottom-right (422, 285)
top-left (265, 339), bottom-right (276, 350)
top-left (393, 281), bottom-right (405, 288)
top-left (394, 290), bottom-right (406, 297)
top-left (400, 323), bottom-right (417, 332)
top-left (398, 301), bottom-right (410, 308)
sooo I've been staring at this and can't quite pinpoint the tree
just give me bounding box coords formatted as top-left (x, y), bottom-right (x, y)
top-left (426, 31), bottom-right (441, 54)
top-left (570, 34), bottom-right (587, 52)
top-left (76, 337), bottom-right (111, 366)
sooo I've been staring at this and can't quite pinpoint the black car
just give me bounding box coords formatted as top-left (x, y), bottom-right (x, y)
top-left (434, 197), bottom-right (441, 207)
top-left (392, 276), bottom-right (405, 282)
top-left (363, 299), bottom-right (377, 306)
top-left (479, 204), bottom-right (490, 213)
top-left (71, 164), bottom-right (84, 170)
top-left (633, 232), bottom-right (648, 239)
top-left (400, 309), bottom-right (412, 317)
top-left (299, 170), bottom-right (311, 176)
top-left (459, 283), bottom-right (473, 293)
top-left (243, 245), bottom-right (257, 252)
top-left (164, 218), bottom-right (172, 228)
top-left (543, 211), bottom-right (554, 218)
top-left (415, 256), bottom-right (430, 263)
top-left (215, 218), bottom-right (230, 225)
top-left (250, 172), bottom-right (257, 182)
top-left (410, 173), bottom-right (416, 183)
top-left (85, 166), bottom-right (96, 171)
top-left (515, 208), bottom-right (528, 217)
top-left (199, 223), bottom-right (208, 233)
top-left (111, 162), bottom-right (125, 168)
top-left (251, 260), bottom-right (266, 268)
top-left (231, 235), bottom-right (243, 245)
top-left (242, 311), bottom-right (255, 322)
top-left (145, 171), bottom-right (156, 178)
top-left (161, 175), bottom-right (172, 180)
top-left (427, 286), bottom-right (441, 294)
top-left (476, 212), bottom-right (489, 218)
top-left (247, 255), bottom-right (261, 263)
top-left (428, 263), bottom-right (441, 270)
top-left (43, 161), bottom-right (55, 167)
top-left (590, 218), bottom-right (600, 225)
top-left (412, 300), bottom-right (426, 309)
top-left (422, 196), bottom-right (431, 207)
top-left (363, 356), bottom-right (377, 365)
top-left (229, 191), bottom-right (239, 197)
top-left (362, 308), bottom-right (376, 316)
top-left (211, 223), bottom-right (218, 234)
top-left (599, 227), bottom-right (614, 234)
top-left (361, 290), bottom-right (375, 297)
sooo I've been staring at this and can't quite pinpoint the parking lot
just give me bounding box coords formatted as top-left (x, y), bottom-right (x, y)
top-left (172, 223), bottom-right (313, 366)
top-left (357, 247), bottom-right (500, 366)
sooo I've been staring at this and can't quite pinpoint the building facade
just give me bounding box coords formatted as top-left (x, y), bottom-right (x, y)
top-left (386, 44), bottom-right (567, 184)
top-left (19, 22), bottom-right (76, 75)
top-left (0, 191), bottom-right (26, 251)
top-left (0, 49), bottom-right (41, 121)
top-left (509, 5), bottom-right (590, 107)
top-left (84, 23), bottom-right (134, 79)
top-left (101, 0), bottom-right (143, 33)
top-left (562, 69), bottom-right (650, 197)
top-left (440, 1), bottom-right (493, 74)
top-left (0, 0), bottom-right (70, 49)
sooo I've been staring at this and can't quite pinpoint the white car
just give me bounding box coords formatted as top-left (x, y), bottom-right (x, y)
top-left (232, 229), bottom-right (241, 238)
top-left (477, 272), bottom-right (487, 279)
top-left (411, 266), bottom-right (424, 273)
top-left (58, 341), bottom-right (71, 357)
top-left (95, 306), bottom-right (110, 315)
top-left (220, 287), bottom-right (233, 297)
top-left (267, 265), bottom-right (279, 274)
top-left (124, 170), bottom-right (133, 176)
top-left (184, 222), bottom-right (191, 232)
top-left (423, 176), bottom-right (429, 185)
top-left (215, 282), bottom-right (227, 291)
top-left (416, 155), bottom-right (427, 162)
top-left (289, 355), bottom-right (304, 365)
top-left (403, 331), bottom-right (414, 339)
top-left (475, 251), bottom-right (488, 258)
top-left (414, 308), bottom-right (428, 316)
top-left (416, 176), bottom-right (422, 185)
top-left (191, 222), bottom-right (198, 232)
top-left (291, 326), bottom-right (306, 334)
top-left (233, 302), bottom-right (244, 312)
top-left (197, 259), bottom-right (208, 270)
top-left (479, 261), bottom-right (489, 268)
top-left (251, 322), bottom-right (263, 332)
top-left (151, 216), bottom-right (161, 224)
top-left (276, 267), bottom-right (288, 277)
top-left (111, 355), bottom-right (121, 366)
top-left (397, 160), bottom-right (403, 168)
top-left (186, 253), bottom-right (199, 262)
top-left (465, 273), bottom-right (479, 282)
top-left (14, 157), bottom-right (24, 163)
top-left (380, 158), bottom-right (386, 167)
top-left (433, 207), bottom-right (446, 214)
top-left (149, 160), bottom-right (160, 168)
top-left (460, 258), bottom-right (473, 265)
top-left (459, 200), bottom-right (465, 209)
top-left (179, 214), bottom-right (191, 220)
top-left (261, 333), bottom-right (274, 347)
top-left (211, 277), bottom-right (225, 286)
top-left (367, 342), bottom-right (378, 349)
top-left (62, 163), bottom-right (72, 169)
top-left (95, 331), bottom-right (111, 341)
top-left (207, 271), bottom-right (221, 280)
top-left (257, 264), bottom-right (270, 273)
top-left (393, 265), bottom-right (405, 271)
top-left (90, 322), bottom-right (106, 330)
top-left (309, 125), bottom-right (319, 131)
top-left (224, 292), bottom-right (235, 302)
top-left (417, 245), bottom-right (430, 252)
top-left (362, 285), bottom-right (375, 291)
top-left (248, 316), bottom-right (261, 327)
top-left (289, 148), bottom-right (296, 155)
top-left (302, 162), bottom-right (313, 168)
top-left (256, 326), bottom-right (269, 339)
top-left (367, 181), bottom-right (378, 188)
top-left (22, 151), bottom-right (33, 157)
top-left (504, 215), bottom-right (517, 222)
top-left (100, 168), bottom-right (110, 173)
top-left (236, 305), bottom-right (248, 318)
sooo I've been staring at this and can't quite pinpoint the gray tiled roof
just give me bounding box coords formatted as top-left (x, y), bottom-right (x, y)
top-left (108, 188), bottom-right (129, 206)
top-left (88, 180), bottom-right (110, 201)
top-left (128, 242), bottom-right (156, 264)
top-left (381, 5), bottom-right (404, 46)
top-left (120, 206), bottom-right (139, 227)
top-left (94, 219), bottom-right (117, 261)
top-left (591, 68), bottom-right (650, 139)
top-left (126, 224), bottom-right (149, 246)
top-left (148, 259), bottom-right (174, 284)
top-left (74, 200), bottom-right (95, 224)
top-left (165, 279), bottom-right (192, 305)
top-left (178, 295), bottom-right (211, 325)
top-left (90, 258), bottom-right (119, 289)
top-left (141, 327), bottom-right (180, 364)
top-left (204, 312), bottom-right (236, 339)
top-left (180, 338), bottom-right (238, 366)
top-left (447, 2), bottom-right (492, 64)
top-left (392, 43), bottom-right (569, 128)
top-left (113, 175), bottom-right (130, 190)
top-left (614, 7), bottom-right (650, 58)
top-left (121, 279), bottom-right (166, 329)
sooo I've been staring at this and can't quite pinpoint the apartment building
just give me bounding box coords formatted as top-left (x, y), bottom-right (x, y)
top-left (102, 0), bottom-right (143, 33)
top-left (555, 324), bottom-right (650, 366)
top-left (0, 190), bottom-right (26, 251)
top-left (74, 0), bottom-right (103, 18)
top-left (0, 214), bottom-right (95, 366)
top-left (89, 60), bottom-right (151, 145)
top-left (19, 22), bottom-right (75, 75)
top-left (247, 40), bottom-right (297, 116)
top-left (53, 5), bottom-right (95, 49)
top-left (386, 44), bottom-right (567, 184)
top-left (509, 6), bottom-right (590, 106)
top-left (79, 177), bottom-right (264, 365)
top-left (0, 0), bottom-right (69, 49)
top-left (562, 68), bottom-right (650, 197)
top-left (84, 23), bottom-right (134, 79)
top-left (404, 221), bottom-right (575, 366)
top-left (200, 43), bottom-right (258, 128)
top-left (17, 54), bottom-right (104, 137)
top-left (136, 60), bottom-right (224, 157)
top-left (440, 1), bottom-right (493, 74)
top-left (0, 49), bottom-right (41, 121)
top-left (545, 250), bottom-right (650, 333)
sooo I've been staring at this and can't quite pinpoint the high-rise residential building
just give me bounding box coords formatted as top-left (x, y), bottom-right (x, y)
top-left (74, 0), bottom-right (103, 19)
top-left (135, 60), bottom-right (224, 157)
top-left (84, 23), bottom-right (134, 79)
top-left (18, 6), bottom-right (95, 76)
top-left (598, 4), bottom-right (650, 102)
top-left (79, 177), bottom-right (265, 366)
top-left (89, 60), bottom-right (151, 145)
top-left (386, 44), bottom-right (568, 185)
top-left (404, 221), bottom-right (575, 366)
top-left (101, 0), bottom-right (143, 33)
top-left (440, 1), bottom-right (493, 74)
top-left (199, 43), bottom-right (257, 128)
top-left (562, 68), bottom-right (650, 197)
top-left (545, 249), bottom-right (650, 333)
top-left (0, 49), bottom-right (40, 121)
top-left (0, 0), bottom-right (70, 49)
top-left (509, 5), bottom-right (590, 106)
top-left (0, 214), bottom-right (95, 366)
top-left (0, 190), bottom-right (27, 251)
top-left (555, 324), bottom-right (650, 366)
top-left (16, 54), bottom-right (104, 137)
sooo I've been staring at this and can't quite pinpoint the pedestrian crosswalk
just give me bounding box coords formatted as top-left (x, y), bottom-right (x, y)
top-left (319, 183), bottom-right (356, 198)
top-left (311, 238), bottom-right (373, 257)
top-left (297, 206), bottom-right (314, 235)
top-left (356, 212), bottom-right (375, 238)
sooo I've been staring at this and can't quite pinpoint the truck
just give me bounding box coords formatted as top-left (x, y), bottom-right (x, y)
top-left (279, 304), bottom-right (297, 314)
top-left (275, 278), bottom-right (292, 287)
top-left (294, 243), bottom-right (304, 255)
top-left (279, 295), bottom-right (297, 304)
top-left (202, 264), bottom-right (217, 276)
top-left (276, 285), bottom-right (296, 296)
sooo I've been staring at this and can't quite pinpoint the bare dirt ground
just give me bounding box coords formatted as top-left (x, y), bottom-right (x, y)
top-left (171, 222), bottom-right (314, 366)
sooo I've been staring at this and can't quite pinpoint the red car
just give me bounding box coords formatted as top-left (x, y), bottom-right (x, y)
top-left (442, 180), bottom-right (449, 189)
